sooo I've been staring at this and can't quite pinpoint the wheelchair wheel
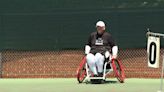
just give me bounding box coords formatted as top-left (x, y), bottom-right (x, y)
top-left (111, 59), bottom-right (125, 83)
top-left (77, 57), bottom-right (87, 83)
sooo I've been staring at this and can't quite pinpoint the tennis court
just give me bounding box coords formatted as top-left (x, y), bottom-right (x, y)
top-left (0, 78), bottom-right (161, 92)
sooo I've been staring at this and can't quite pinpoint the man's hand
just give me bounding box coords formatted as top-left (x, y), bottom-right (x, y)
top-left (105, 51), bottom-right (110, 58)
top-left (112, 46), bottom-right (118, 59)
top-left (85, 45), bottom-right (91, 55)
top-left (112, 55), bottom-right (117, 59)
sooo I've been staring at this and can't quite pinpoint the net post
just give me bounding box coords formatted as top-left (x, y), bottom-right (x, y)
top-left (0, 52), bottom-right (2, 78)
top-left (158, 54), bottom-right (164, 92)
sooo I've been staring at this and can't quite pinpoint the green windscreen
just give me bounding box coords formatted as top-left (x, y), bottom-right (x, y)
top-left (0, 0), bottom-right (164, 50)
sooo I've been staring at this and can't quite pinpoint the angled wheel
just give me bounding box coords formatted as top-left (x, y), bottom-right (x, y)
top-left (77, 57), bottom-right (87, 83)
top-left (111, 58), bottom-right (125, 83)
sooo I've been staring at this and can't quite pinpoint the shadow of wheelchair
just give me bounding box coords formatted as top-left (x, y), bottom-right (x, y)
top-left (83, 80), bottom-right (118, 84)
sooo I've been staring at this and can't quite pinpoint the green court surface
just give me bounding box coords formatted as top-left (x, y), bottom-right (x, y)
top-left (0, 78), bottom-right (162, 92)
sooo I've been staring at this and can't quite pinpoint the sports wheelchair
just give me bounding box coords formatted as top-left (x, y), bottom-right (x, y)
top-left (76, 56), bottom-right (125, 83)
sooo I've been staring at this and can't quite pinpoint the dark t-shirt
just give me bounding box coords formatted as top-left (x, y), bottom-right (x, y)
top-left (86, 31), bottom-right (116, 55)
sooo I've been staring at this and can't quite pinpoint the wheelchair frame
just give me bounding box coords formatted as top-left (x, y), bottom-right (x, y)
top-left (77, 56), bottom-right (125, 83)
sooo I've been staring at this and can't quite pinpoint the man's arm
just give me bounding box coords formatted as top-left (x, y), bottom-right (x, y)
top-left (85, 34), bottom-right (92, 55)
top-left (108, 34), bottom-right (118, 59)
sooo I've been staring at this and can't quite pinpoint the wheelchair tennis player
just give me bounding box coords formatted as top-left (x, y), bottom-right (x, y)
top-left (85, 20), bottom-right (118, 78)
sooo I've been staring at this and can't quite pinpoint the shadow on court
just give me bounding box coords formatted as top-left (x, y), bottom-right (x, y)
top-left (82, 80), bottom-right (118, 84)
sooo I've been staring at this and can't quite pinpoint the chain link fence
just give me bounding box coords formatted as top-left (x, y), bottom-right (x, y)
top-left (0, 48), bottom-right (163, 78)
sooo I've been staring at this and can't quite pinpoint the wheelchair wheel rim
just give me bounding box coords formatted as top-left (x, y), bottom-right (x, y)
top-left (77, 68), bottom-right (86, 83)
top-left (77, 57), bottom-right (87, 83)
top-left (112, 59), bottom-right (125, 83)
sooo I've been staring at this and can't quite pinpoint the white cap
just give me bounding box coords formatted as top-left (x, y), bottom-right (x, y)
top-left (96, 21), bottom-right (105, 27)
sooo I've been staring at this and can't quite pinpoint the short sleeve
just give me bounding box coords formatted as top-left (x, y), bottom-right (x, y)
top-left (108, 34), bottom-right (116, 48)
top-left (86, 34), bottom-right (92, 46)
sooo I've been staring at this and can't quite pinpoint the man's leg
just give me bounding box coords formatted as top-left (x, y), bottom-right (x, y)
top-left (95, 53), bottom-right (105, 77)
top-left (86, 53), bottom-right (98, 76)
